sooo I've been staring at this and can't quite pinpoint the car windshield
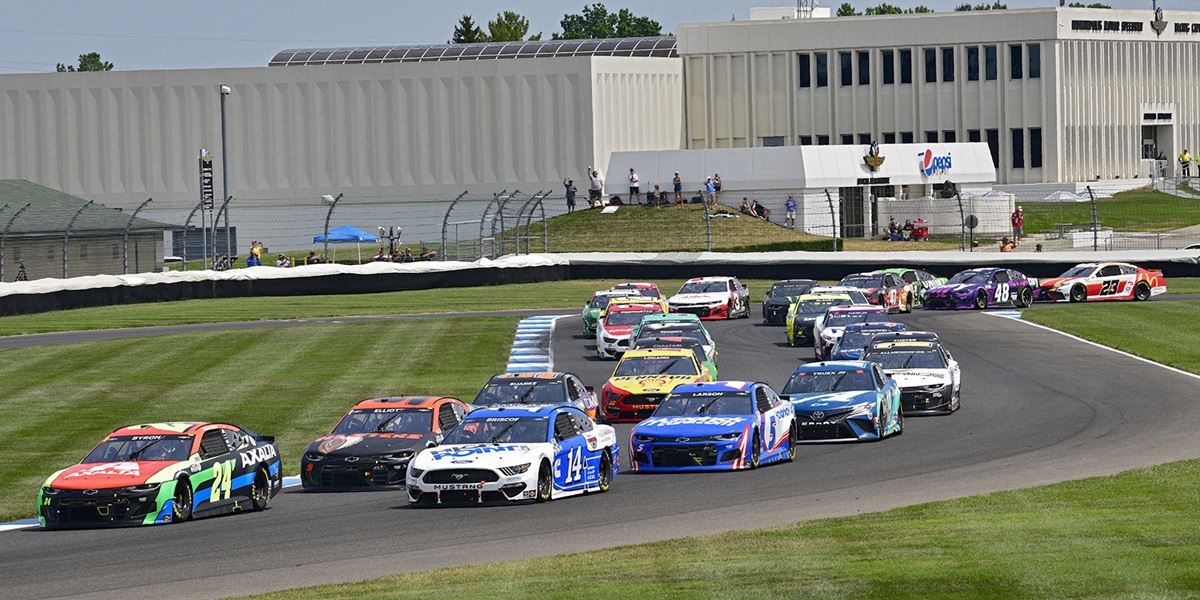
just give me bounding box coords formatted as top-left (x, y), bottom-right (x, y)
top-left (825, 311), bottom-right (888, 328)
top-left (864, 348), bottom-right (947, 370)
top-left (589, 294), bottom-right (622, 308)
top-left (442, 416), bottom-right (549, 444)
top-left (782, 369), bottom-right (874, 394)
top-left (473, 380), bottom-right (563, 407)
top-left (796, 299), bottom-right (848, 314)
top-left (606, 309), bottom-right (658, 326)
top-left (653, 391), bottom-right (754, 416)
top-left (769, 282), bottom-right (814, 297)
top-left (331, 408), bottom-right (433, 435)
top-left (838, 331), bottom-right (883, 349)
top-left (614, 355), bottom-right (698, 376)
top-left (948, 270), bottom-right (991, 285)
top-left (83, 435), bottom-right (194, 463)
top-left (614, 285), bottom-right (659, 298)
top-left (678, 281), bottom-right (727, 294)
top-left (1059, 266), bottom-right (1094, 278)
top-left (634, 332), bottom-right (707, 349)
top-left (838, 275), bottom-right (883, 288)
top-left (635, 322), bottom-right (704, 339)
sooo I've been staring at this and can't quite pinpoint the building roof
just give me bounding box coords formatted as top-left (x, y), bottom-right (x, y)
top-left (268, 36), bottom-right (677, 67)
top-left (0, 180), bottom-right (172, 235)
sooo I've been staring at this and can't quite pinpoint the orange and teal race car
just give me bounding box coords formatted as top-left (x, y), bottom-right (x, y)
top-left (39, 422), bottom-right (282, 528)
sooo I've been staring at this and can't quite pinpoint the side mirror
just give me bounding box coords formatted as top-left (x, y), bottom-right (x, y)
top-left (426, 440), bottom-right (438, 448)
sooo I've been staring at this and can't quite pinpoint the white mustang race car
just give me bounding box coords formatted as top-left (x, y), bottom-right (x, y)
top-left (407, 404), bottom-right (618, 505)
top-left (667, 276), bottom-right (751, 320)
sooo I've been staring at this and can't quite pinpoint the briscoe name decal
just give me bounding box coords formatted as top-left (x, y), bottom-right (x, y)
top-left (431, 445), bottom-right (529, 460)
top-left (642, 416), bottom-right (744, 427)
top-left (240, 445), bottom-right (278, 467)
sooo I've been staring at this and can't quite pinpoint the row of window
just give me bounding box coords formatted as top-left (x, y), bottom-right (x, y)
top-left (798, 43), bottom-right (1041, 88)
top-left (793, 127), bottom-right (1043, 170)
top-left (8, 243), bottom-right (120, 261)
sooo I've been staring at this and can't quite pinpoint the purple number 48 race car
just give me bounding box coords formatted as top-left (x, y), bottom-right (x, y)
top-left (922, 268), bottom-right (1037, 310)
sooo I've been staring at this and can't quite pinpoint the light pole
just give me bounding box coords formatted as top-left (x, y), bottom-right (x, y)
top-left (322, 193), bottom-right (343, 263)
top-left (219, 84), bottom-right (231, 263)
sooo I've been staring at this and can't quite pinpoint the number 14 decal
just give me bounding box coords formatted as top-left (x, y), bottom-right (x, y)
top-left (561, 446), bottom-right (583, 484)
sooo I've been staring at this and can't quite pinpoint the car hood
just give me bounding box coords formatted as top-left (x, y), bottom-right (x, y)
top-left (832, 348), bottom-right (866, 360)
top-left (51, 461), bottom-right (178, 489)
top-left (763, 296), bottom-right (799, 307)
top-left (785, 390), bottom-right (877, 409)
top-left (607, 375), bottom-right (702, 393)
top-left (413, 443), bottom-right (542, 469)
top-left (886, 369), bottom-right (951, 387)
top-left (305, 433), bottom-right (433, 458)
top-left (926, 283), bottom-right (982, 296)
top-left (1038, 276), bottom-right (1079, 289)
top-left (634, 415), bottom-right (753, 436)
top-left (600, 324), bottom-right (635, 336)
top-left (670, 293), bottom-right (727, 304)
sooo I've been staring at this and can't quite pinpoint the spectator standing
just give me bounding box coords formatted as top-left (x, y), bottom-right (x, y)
top-left (1011, 205), bottom-right (1024, 244)
top-left (712, 173), bottom-right (723, 203)
top-left (672, 171), bottom-right (683, 205)
top-left (247, 240), bottom-right (262, 267)
top-left (1180, 149), bottom-right (1193, 179)
top-left (785, 195), bottom-right (797, 228)
top-left (703, 177), bottom-right (716, 207)
top-left (587, 166), bottom-right (604, 207)
top-left (628, 168), bottom-right (641, 205)
top-left (562, 178), bottom-right (577, 213)
top-left (652, 185), bottom-right (663, 207)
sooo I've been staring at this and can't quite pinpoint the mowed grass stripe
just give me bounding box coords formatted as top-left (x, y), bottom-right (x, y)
top-left (0, 317), bottom-right (516, 522)
top-left (1022, 301), bottom-right (1200, 375)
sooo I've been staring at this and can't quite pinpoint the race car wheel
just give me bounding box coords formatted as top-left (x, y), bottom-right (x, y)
top-left (171, 479), bottom-right (193, 523)
top-left (949, 387), bottom-right (961, 413)
top-left (1134, 282), bottom-right (1151, 301)
top-left (749, 432), bottom-right (761, 469)
top-left (597, 452), bottom-right (613, 492)
top-left (973, 290), bottom-right (989, 310)
top-left (535, 461), bottom-right (552, 503)
top-left (784, 424), bottom-right (798, 462)
top-left (895, 407), bottom-right (904, 436)
top-left (1069, 284), bottom-right (1087, 303)
top-left (1015, 286), bottom-right (1033, 308)
top-left (250, 465), bottom-right (270, 511)
top-left (902, 293), bottom-right (913, 313)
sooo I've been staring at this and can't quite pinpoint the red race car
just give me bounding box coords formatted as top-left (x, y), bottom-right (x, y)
top-left (1035, 262), bottom-right (1165, 303)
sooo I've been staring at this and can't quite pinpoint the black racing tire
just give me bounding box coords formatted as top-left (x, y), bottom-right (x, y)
top-left (973, 290), bottom-right (989, 310)
top-left (1134, 282), bottom-right (1151, 301)
top-left (172, 479), bottom-right (193, 523)
top-left (948, 386), bottom-right (962, 413)
top-left (895, 406), bottom-right (905, 436)
top-left (785, 424), bottom-right (798, 462)
top-left (902, 293), bottom-right (914, 313)
top-left (1069, 284), bottom-right (1087, 303)
top-left (250, 465), bottom-right (270, 511)
top-left (597, 452), bottom-right (613, 492)
top-left (749, 432), bottom-right (761, 469)
top-left (535, 461), bottom-right (552, 502)
top-left (1015, 286), bottom-right (1033, 308)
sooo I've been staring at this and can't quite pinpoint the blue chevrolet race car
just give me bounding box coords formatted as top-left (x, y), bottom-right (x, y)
top-left (628, 381), bottom-right (796, 472)
top-left (780, 361), bottom-right (903, 442)
top-left (829, 322), bottom-right (909, 360)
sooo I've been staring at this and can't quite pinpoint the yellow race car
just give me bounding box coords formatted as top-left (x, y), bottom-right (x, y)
top-left (599, 348), bottom-right (713, 422)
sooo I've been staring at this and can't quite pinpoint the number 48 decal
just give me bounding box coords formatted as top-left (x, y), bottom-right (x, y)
top-left (994, 283), bottom-right (1010, 303)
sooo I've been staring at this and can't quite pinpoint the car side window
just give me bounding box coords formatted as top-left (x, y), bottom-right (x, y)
top-left (553, 413), bottom-right (578, 442)
top-left (199, 430), bottom-right (230, 459)
top-left (874, 365), bottom-right (888, 388)
top-left (568, 411), bottom-right (594, 433)
top-left (993, 270), bottom-right (1010, 283)
top-left (1119, 265), bottom-right (1137, 275)
top-left (755, 388), bottom-right (772, 414)
top-left (566, 378), bottom-right (582, 401)
top-left (1099, 265), bottom-right (1121, 277)
top-left (903, 271), bottom-right (916, 283)
top-left (437, 405), bottom-right (459, 431)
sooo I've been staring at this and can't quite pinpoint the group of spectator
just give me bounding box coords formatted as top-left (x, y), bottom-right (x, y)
top-left (372, 243), bottom-right (438, 263)
top-left (738, 197), bottom-right (770, 221)
top-left (882, 216), bottom-right (918, 241)
top-left (570, 168), bottom-right (727, 210)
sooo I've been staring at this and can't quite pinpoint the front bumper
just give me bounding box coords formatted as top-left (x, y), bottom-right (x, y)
top-left (602, 392), bottom-right (667, 422)
top-left (788, 321), bottom-right (816, 346)
top-left (629, 439), bottom-right (745, 471)
top-left (922, 296), bottom-right (973, 310)
top-left (39, 484), bottom-right (175, 528)
top-left (1035, 287), bottom-right (1068, 302)
top-left (762, 303), bottom-right (789, 325)
top-left (407, 467), bottom-right (535, 505)
top-left (670, 303), bottom-right (729, 320)
top-left (302, 457), bottom-right (410, 490)
top-left (794, 407), bottom-right (879, 442)
top-left (597, 333), bottom-right (631, 359)
top-left (900, 383), bottom-right (955, 414)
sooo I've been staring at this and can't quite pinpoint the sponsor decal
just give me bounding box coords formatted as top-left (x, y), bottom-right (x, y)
top-left (318, 435), bottom-right (363, 454)
top-left (130, 435), bottom-right (167, 441)
top-left (64, 462), bottom-right (141, 479)
top-left (239, 445), bottom-right (278, 468)
top-left (642, 416), bottom-right (744, 427)
top-left (430, 445), bottom-right (529, 460)
top-left (919, 149), bottom-right (952, 177)
top-left (431, 483), bottom-right (484, 490)
top-left (864, 142), bottom-right (885, 172)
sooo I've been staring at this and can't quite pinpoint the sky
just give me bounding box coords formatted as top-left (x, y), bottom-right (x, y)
top-left (0, 0), bottom-right (1189, 75)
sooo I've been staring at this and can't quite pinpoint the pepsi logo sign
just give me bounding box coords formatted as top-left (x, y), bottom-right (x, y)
top-left (919, 149), bottom-right (952, 176)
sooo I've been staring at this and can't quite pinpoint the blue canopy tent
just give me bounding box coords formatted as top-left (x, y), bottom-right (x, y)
top-left (313, 225), bottom-right (376, 264)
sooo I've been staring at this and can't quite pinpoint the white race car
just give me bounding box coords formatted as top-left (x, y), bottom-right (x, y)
top-left (407, 404), bottom-right (618, 505)
top-left (862, 339), bottom-right (961, 415)
top-left (667, 276), bottom-right (751, 320)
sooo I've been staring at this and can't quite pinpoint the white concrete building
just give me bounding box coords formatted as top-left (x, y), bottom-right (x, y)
top-left (678, 6), bottom-right (1200, 185)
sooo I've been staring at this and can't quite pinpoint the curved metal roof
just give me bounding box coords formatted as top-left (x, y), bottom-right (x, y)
top-left (268, 36), bottom-right (677, 67)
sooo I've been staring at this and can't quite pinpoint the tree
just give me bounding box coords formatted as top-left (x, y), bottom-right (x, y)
top-left (865, 3), bottom-right (904, 14)
top-left (837, 3), bottom-right (860, 16)
top-left (1068, 2), bottom-right (1110, 7)
top-left (555, 3), bottom-right (662, 39)
top-left (451, 14), bottom-right (487, 44)
top-left (910, 6), bottom-right (934, 12)
top-left (56, 52), bottom-right (113, 72)
top-left (487, 11), bottom-right (542, 42)
top-left (956, 2), bottom-right (1007, 9)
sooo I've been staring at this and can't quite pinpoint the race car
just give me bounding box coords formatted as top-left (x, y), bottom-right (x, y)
top-left (301, 396), bottom-right (469, 491)
top-left (813, 304), bottom-right (892, 361)
top-left (829, 322), bottom-right (909, 360)
top-left (631, 335), bottom-right (718, 380)
top-left (582, 290), bottom-right (632, 335)
top-left (39, 422), bottom-right (282, 528)
top-left (862, 340), bottom-right (961, 415)
top-left (780, 361), bottom-right (903, 442)
top-left (668, 276), bottom-right (751, 320)
top-left (628, 381), bottom-right (796, 471)
top-left (406, 404), bottom-right (617, 505)
top-left (472, 372), bottom-right (598, 419)
top-left (761, 279), bottom-right (820, 325)
top-left (596, 299), bottom-right (668, 359)
top-left (873, 268), bottom-right (947, 308)
top-left (836, 271), bottom-right (914, 313)
top-left (922, 267), bottom-right (1037, 310)
top-left (629, 313), bottom-right (717, 362)
top-left (600, 348), bottom-right (713, 422)
top-left (611, 282), bottom-right (667, 306)
top-left (1034, 262), bottom-right (1166, 303)
top-left (808, 286), bottom-right (872, 304)
top-left (786, 293), bottom-right (859, 347)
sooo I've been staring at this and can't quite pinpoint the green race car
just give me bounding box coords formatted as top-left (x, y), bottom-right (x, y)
top-left (582, 290), bottom-right (633, 335)
top-left (872, 268), bottom-right (948, 308)
top-left (786, 293), bottom-right (857, 347)
top-left (629, 313), bottom-right (717, 370)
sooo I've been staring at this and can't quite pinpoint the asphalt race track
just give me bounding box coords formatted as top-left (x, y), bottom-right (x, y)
top-left (4, 305), bottom-right (1200, 600)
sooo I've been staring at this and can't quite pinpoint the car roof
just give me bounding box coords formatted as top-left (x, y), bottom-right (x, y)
top-left (842, 322), bottom-right (907, 332)
top-left (620, 347), bottom-right (695, 360)
top-left (634, 336), bottom-right (705, 348)
top-left (670, 380), bottom-right (758, 394)
top-left (464, 404), bottom-right (563, 419)
top-left (685, 276), bottom-right (733, 282)
top-left (827, 304), bottom-right (886, 314)
top-left (608, 302), bottom-right (662, 312)
top-left (871, 331), bottom-right (938, 341)
top-left (592, 289), bottom-right (627, 297)
top-left (869, 340), bottom-right (938, 350)
top-left (352, 396), bottom-right (456, 410)
top-left (110, 422), bottom-right (220, 436)
top-left (795, 293), bottom-right (851, 302)
top-left (488, 372), bottom-right (567, 382)
top-left (613, 282), bottom-right (658, 289)
top-left (792, 361), bottom-right (874, 373)
top-left (772, 279), bottom-right (818, 285)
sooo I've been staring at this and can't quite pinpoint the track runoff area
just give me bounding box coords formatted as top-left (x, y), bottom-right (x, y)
top-left (4, 301), bottom-right (1200, 600)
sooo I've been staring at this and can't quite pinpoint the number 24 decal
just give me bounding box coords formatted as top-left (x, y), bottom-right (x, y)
top-left (210, 459), bottom-right (235, 502)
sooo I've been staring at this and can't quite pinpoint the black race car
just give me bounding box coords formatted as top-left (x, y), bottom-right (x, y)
top-left (761, 279), bottom-right (819, 325)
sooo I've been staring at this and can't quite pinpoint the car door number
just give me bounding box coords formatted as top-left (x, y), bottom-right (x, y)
top-left (1099, 280), bottom-right (1119, 296)
top-left (560, 446), bottom-right (583, 484)
top-left (210, 459), bottom-right (235, 502)
top-left (994, 283), bottom-right (1010, 303)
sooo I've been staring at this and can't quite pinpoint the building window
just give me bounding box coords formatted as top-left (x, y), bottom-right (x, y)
top-left (798, 54), bottom-right (811, 88)
top-left (857, 51), bottom-right (870, 85)
top-left (943, 130), bottom-right (957, 143)
top-left (47, 245), bottom-right (55, 260)
top-left (968, 129), bottom-right (981, 143)
top-left (899, 49), bottom-right (913, 84)
top-left (840, 51), bottom-right (852, 86)
top-left (985, 46), bottom-right (997, 81)
top-left (79, 243), bottom-right (87, 259)
top-left (1030, 127), bottom-right (1043, 168)
top-left (841, 134), bottom-right (854, 145)
top-left (924, 48), bottom-right (936, 83)
top-left (967, 46), bottom-right (979, 81)
top-left (112, 243), bottom-right (120, 259)
top-left (800, 135), bottom-right (813, 145)
top-left (941, 47), bottom-right (954, 82)
top-left (883, 132), bottom-right (896, 144)
top-left (816, 52), bottom-right (828, 87)
top-left (882, 50), bottom-right (894, 85)
top-left (901, 131), bottom-right (914, 144)
top-left (858, 133), bottom-right (872, 145)
top-left (925, 131), bottom-right (938, 143)
top-left (1010, 44), bottom-right (1023, 79)
top-left (986, 129), bottom-right (1000, 168)
top-left (817, 135), bottom-right (831, 145)
top-left (762, 136), bottom-right (785, 147)
top-left (1011, 128), bottom-right (1025, 169)
top-left (1029, 43), bottom-right (1041, 79)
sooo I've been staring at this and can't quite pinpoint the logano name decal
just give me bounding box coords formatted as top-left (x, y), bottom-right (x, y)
top-left (239, 445), bottom-right (278, 467)
top-left (919, 149), bottom-right (952, 176)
